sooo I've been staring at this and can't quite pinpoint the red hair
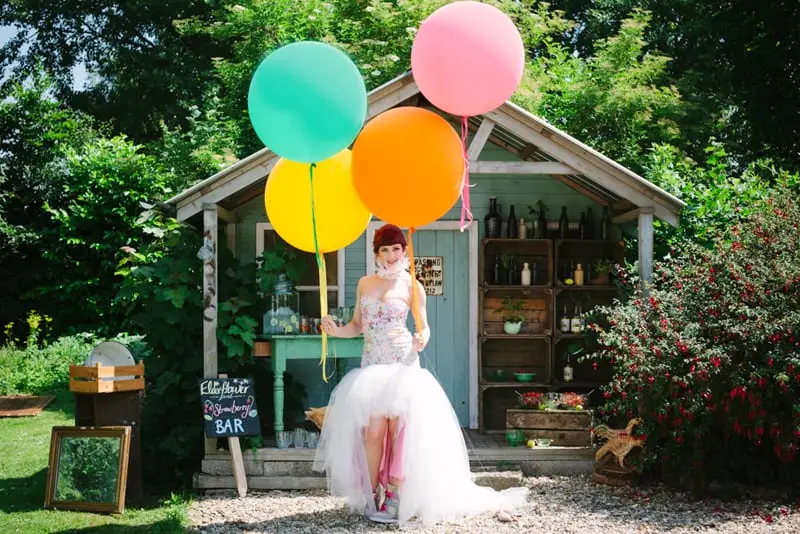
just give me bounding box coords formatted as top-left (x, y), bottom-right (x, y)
top-left (373, 224), bottom-right (406, 253)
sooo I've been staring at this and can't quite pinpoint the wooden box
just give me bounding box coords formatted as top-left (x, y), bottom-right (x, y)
top-left (506, 409), bottom-right (592, 447)
top-left (481, 293), bottom-right (553, 335)
top-left (69, 363), bottom-right (145, 394)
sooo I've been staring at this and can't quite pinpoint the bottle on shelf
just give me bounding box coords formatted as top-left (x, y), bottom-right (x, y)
top-left (600, 206), bottom-right (611, 240)
top-left (537, 203), bottom-right (549, 238)
top-left (558, 206), bottom-right (569, 238)
top-left (578, 211), bottom-right (587, 239)
top-left (571, 304), bottom-right (583, 334)
top-left (484, 196), bottom-right (502, 238)
top-left (507, 204), bottom-right (518, 239)
top-left (532, 262), bottom-right (538, 285)
top-left (518, 217), bottom-right (527, 239)
top-left (586, 207), bottom-right (595, 239)
top-left (574, 263), bottom-right (584, 286)
top-left (492, 254), bottom-right (501, 285)
top-left (563, 354), bottom-right (574, 383)
top-left (521, 262), bottom-right (531, 286)
top-left (560, 303), bottom-right (571, 333)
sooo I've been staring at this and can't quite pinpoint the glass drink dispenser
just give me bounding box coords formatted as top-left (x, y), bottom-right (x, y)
top-left (263, 274), bottom-right (300, 335)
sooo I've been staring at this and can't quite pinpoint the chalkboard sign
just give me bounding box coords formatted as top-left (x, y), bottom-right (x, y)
top-left (199, 378), bottom-right (261, 438)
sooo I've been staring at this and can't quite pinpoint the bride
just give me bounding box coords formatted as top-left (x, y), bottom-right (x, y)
top-left (313, 223), bottom-right (529, 525)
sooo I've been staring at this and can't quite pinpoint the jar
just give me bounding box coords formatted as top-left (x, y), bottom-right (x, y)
top-left (263, 274), bottom-right (300, 335)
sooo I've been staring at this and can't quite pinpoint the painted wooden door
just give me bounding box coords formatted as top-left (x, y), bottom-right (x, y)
top-left (408, 229), bottom-right (470, 426)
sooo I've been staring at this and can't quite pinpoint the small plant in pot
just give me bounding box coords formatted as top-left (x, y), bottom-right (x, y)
top-left (590, 260), bottom-right (611, 285)
top-left (496, 295), bottom-right (525, 334)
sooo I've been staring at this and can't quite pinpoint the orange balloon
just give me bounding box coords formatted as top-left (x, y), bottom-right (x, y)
top-left (352, 107), bottom-right (464, 228)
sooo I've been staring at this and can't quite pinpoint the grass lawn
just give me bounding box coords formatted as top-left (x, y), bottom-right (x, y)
top-left (0, 389), bottom-right (189, 533)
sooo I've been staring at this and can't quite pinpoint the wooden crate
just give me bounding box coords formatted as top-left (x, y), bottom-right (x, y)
top-left (69, 363), bottom-right (145, 393)
top-left (482, 294), bottom-right (552, 335)
top-left (506, 409), bottom-right (593, 447)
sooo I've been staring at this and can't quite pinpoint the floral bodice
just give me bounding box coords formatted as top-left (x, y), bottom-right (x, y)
top-left (359, 294), bottom-right (418, 367)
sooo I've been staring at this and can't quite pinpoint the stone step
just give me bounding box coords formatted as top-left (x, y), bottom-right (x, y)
top-left (195, 446), bottom-right (595, 491)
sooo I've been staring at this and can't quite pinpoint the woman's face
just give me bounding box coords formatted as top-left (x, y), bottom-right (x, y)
top-left (377, 243), bottom-right (405, 267)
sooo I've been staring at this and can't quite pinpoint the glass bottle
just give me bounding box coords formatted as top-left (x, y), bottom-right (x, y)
top-left (507, 204), bottom-right (518, 239)
top-left (564, 354), bottom-right (574, 383)
top-left (484, 196), bottom-right (502, 238)
top-left (532, 262), bottom-right (538, 285)
top-left (492, 255), bottom-right (501, 285)
top-left (600, 206), bottom-right (611, 240)
top-left (586, 207), bottom-right (595, 239)
top-left (518, 217), bottom-right (527, 239)
top-left (560, 304), bottom-right (571, 333)
top-left (521, 262), bottom-right (531, 286)
top-left (558, 206), bottom-right (569, 238)
top-left (578, 211), bottom-right (587, 239)
top-left (574, 263), bottom-right (584, 286)
top-left (537, 203), bottom-right (548, 238)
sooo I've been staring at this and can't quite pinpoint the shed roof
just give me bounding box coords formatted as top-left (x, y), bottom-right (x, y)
top-left (167, 71), bottom-right (684, 226)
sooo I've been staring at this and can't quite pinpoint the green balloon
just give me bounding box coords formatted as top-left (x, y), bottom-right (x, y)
top-left (248, 42), bottom-right (367, 163)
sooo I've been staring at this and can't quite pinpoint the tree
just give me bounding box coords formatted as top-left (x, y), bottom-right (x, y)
top-left (547, 0), bottom-right (800, 168)
top-left (0, 0), bottom-right (225, 141)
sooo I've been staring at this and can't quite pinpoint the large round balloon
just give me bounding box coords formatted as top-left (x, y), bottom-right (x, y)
top-left (265, 150), bottom-right (371, 253)
top-left (248, 42), bottom-right (367, 163)
top-left (352, 107), bottom-right (464, 228)
top-left (411, 1), bottom-right (525, 117)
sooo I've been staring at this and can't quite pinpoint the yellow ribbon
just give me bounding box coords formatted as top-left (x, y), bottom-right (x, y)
top-left (406, 227), bottom-right (423, 334)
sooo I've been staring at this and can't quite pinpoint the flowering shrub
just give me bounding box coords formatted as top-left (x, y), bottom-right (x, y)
top-left (585, 186), bottom-right (800, 494)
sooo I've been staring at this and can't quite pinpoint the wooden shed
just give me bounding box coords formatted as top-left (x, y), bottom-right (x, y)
top-left (166, 71), bottom-right (684, 490)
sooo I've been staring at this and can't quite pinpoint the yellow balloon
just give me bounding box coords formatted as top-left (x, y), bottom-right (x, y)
top-left (265, 149), bottom-right (371, 253)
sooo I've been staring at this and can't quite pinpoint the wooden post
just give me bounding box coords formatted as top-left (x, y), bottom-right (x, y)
top-left (203, 204), bottom-right (219, 455)
top-left (218, 374), bottom-right (248, 498)
top-left (638, 207), bottom-right (654, 295)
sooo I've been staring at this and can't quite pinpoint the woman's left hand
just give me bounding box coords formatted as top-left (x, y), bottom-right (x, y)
top-left (412, 333), bottom-right (427, 352)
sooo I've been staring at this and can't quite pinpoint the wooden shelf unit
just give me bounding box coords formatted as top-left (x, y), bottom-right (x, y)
top-left (477, 237), bottom-right (623, 432)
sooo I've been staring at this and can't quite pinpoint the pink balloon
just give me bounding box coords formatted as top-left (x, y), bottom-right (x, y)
top-left (411, 1), bottom-right (525, 117)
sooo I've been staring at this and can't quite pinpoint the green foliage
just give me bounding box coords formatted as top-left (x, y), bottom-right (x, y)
top-left (586, 183), bottom-right (800, 494)
top-left (115, 209), bottom-right (307, 490)
top-left (521, 10), bottom-right (683, 171)
top-left (0, 334), bottom-right (93, 396)
top-left (56, 436), bottom-right (121, 503)
top-left (644, 142), bottom-right (800, 255)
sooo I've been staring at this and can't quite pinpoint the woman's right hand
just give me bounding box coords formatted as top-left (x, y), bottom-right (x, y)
top-left (321, 315), bottom-right (339, 336)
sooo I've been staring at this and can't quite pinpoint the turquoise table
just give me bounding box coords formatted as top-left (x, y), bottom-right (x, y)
top-left (265, 335), bottom-right (363, 435)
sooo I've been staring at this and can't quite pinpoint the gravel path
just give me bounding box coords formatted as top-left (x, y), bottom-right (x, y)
top-left (188, 474), bottom-right (800, 533)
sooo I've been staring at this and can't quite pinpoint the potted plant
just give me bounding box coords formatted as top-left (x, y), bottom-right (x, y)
top-left (496, 295), bottom-right (525, 334)
top-left (590, 259), bottom-right (611, 285)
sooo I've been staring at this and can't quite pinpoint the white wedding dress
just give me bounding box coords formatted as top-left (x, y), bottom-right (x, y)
top-left (312, 267), bottom-right (529, 525)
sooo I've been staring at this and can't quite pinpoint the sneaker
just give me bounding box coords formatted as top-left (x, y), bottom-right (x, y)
top-left (369, 485), bottom-right (399, 524)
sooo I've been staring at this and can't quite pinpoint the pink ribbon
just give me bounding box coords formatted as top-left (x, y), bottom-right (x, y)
top-left (459, 116), bottom-right (474, 231)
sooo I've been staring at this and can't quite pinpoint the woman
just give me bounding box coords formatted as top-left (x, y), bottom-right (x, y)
top-left (313, 224), bottom-right (528, 525)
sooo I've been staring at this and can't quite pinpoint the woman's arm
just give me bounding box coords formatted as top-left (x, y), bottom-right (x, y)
top-left (321, 278), bottom-right (364, 338)
top-left (412, 280), bottom-right (431, 351)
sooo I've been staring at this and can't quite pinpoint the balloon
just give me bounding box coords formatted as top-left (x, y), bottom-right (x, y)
top-left (265, 150), bottom-right (371, 253)
top-left (352, 107), bottom-right (464, 228)
top-left (248, 42), bottom-right (367, 163)
top-left (411, 1), bottom-right (525, 117)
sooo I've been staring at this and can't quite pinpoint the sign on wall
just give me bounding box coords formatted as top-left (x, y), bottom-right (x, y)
top-left (200, 378), bottom-right (261, 438)
top-left (413, 256), bottom-right (444, 296)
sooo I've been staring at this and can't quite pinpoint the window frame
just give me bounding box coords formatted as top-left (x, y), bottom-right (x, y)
top-left (255, 222), bottom-right (346, 308)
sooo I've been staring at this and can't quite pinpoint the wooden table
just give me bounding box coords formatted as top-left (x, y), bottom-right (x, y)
top-left (264, 335), bottom-right (363, 435)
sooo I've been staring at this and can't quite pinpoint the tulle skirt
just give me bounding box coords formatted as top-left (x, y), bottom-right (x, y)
top-left (312, 360), bottom-right (529, 525)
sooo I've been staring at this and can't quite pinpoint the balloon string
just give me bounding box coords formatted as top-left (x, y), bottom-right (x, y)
top-left (459, 115), bottom-right (473, 231)
top-left (310, 163), bottom-right (331, 383)
top-left (406, 227), bottom-right (423, 333)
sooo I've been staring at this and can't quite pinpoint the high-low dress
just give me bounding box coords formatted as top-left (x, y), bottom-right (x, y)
top-left (312, 292), bottom-right (529, 525)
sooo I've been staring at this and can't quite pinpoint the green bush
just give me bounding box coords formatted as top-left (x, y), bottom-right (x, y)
top-left (0, 332), bottom-right (150, 396)
top-left (586, 179), bottom-right (800, 496)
